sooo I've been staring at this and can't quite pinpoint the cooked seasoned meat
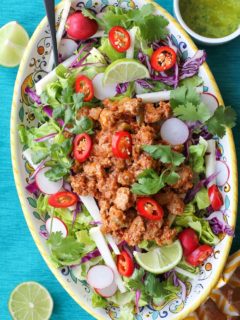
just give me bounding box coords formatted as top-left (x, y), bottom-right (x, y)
top-left (123, 216), bottom-right (145, 246)
top-left (198, 298), bottom-right (227, 320)
top-left (70, 97), bottom-right (190, 246)
top-left (156, 191), bottom-right (185, 215)
top-left (144, 101), bottom-right (171, 123)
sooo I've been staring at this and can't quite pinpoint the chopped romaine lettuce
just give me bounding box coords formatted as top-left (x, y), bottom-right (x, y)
top-left (189, 136), bottom-right (208, 173)
top-left (99, 37), bottom-right (125, 62)
top-left (92, 291), bottom-right (108, 308)
top-left (194, 188), bottom-right (210, 210)
top-left (75, 230), bottom-right (96, 253)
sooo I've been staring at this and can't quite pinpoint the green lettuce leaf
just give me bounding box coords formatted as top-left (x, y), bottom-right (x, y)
top-left (75, 230), bottom-right (96, 253)
top-left (92, 291), bottom-right (108, 308)
top-left (189, 136), bottom-right (208, 173)
top-left (194, 188), bottom-right (210, 210)
top-left (99, 37), bottom-right (125, 62)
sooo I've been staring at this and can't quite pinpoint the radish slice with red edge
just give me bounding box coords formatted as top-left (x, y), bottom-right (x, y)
top-left (92, 73), bottom-right (117, 100)
top-left (160, 118), bottom-right (189, 145)
top-left (215, 160), bottom-right (230, 187)
top-left (36, 167), bottom-right (63, 195)
top-left (95, 281), bottom-right (117, 298)
top-left (46, 217), bottom-right (68, 237)
top-left (59, 39), bottom-right (78, 60)
top-left (87, 265), bottom-right (114, 289)
top-left (201, 92), bottom-right (219, 115)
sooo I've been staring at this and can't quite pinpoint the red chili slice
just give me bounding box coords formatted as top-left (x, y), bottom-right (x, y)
top-left (73, 133), bottom-right (92, 162)
top-left (136, 197), bottom-right (164, 221)
top-left (109, 26), bottom-right (131, 53)
top-left (112, 131), bottom-right (132, 159)
top-left (150, 46), bottom-right (177, 72)
top-left (208, 184), bottom-right (224, 211)
top-left (178, 228), bottom-right (199, 256)
top-left (48, 191), bottom-right (78, 208)
top-left (75, 75), bottom-right (94, 102)
top-left (186, 245), bottom-right (213, 267)
top-left (117, 250), bottom-right (134, 277)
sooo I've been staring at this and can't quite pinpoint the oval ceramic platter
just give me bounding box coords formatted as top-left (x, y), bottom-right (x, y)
top-left (11, 0), bottom-right (238, 319)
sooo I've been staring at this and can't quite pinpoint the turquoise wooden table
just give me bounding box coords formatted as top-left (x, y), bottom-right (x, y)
top-left (0, 0), bottom-right (239, 319)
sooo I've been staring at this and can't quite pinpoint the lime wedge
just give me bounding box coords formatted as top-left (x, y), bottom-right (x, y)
top-left (133, 240), bottom-right (183, 274)
top-left (0, 21), bottom-right (29, 67)
top-left (8, 282), bottom-right (53, 320)
top-left (103, 58), bottom-right (150, 85)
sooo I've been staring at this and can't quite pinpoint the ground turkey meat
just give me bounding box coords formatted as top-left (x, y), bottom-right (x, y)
top-left (123, 216), bottom-right (145, 246)
top-left (155, 191), bottom-right (185, 215)
top-left (144, 101), bottom-right (171, 123)
top-left (114, 187), bottom-right (134, 211)
top-left (171, 165), bottom-right (193, 193)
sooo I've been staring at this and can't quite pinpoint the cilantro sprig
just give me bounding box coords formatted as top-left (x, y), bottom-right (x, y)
top-left (82, 4), bottom-right (169, 43)
top-left (170, 85), bottom-right (236, 137)
top-left (142, 145), bottom-right (185, 166)
top-left (131, 168), bottom-right (179, 195)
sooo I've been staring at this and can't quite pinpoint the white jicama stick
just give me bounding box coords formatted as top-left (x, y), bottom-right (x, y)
top-left (46, 0), bottom-right (72, 72)
top-left (205, 139), bottom-right (216, 186)
top-left (126, 27), bottom-right (137, 59)
top-left (89, 227), bottom-right (126, 293)
top-left (22, 149), bottom-right (38, 170)
top-left (90, 30), bottom-right (105, 38)
top-left (79, 195), bottom-right (120, 255)
top-left (136, 86), bottom-right (204, 103)
top-left (35, 55), bottom-right (76, 95)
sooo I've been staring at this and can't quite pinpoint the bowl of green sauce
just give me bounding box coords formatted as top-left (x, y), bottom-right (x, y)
top-left (174, 0), bottom-right (240, 45)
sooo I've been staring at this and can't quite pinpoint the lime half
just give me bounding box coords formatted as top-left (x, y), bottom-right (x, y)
top-left (8, 282), bottom-right (53, 320)
top-left (133, 240), bottom-right (183, 274)
top-left (103, 58), bottom-right (150, 85)
top-left (0, 21), bottom-right (29, 67)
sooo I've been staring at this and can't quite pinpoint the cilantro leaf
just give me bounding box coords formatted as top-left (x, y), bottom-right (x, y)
top-left (142, 145), bottom-right (185, 166)
top-left (206, 106), bottom-right (237, 138)
top-left (70, 116), bottom-right (94, 135)
top-left (173, 102), bottom-right (211, 122)
top-left (47, 232), bottom-right (84, 267)
top-left (131, 168), bottom-right (179, 195)
top-left (139, 15), bottom-right (169, 42)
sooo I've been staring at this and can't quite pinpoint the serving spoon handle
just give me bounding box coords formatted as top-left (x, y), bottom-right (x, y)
top-left (43, 0), bottom-right (59, 67)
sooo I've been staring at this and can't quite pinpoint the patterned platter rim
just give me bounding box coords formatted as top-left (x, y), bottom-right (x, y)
top-left (10, 0), bottom-right (238, 319)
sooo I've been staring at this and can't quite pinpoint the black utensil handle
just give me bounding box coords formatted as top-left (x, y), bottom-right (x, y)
top-left (43, 0), bottom-right (59, 67)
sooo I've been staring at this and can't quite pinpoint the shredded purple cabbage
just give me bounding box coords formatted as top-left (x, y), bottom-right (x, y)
top-left (39, 230), bottom-right (49, 239)
top-left (136, 79), bottom-right (154, 90)
top-left (25, 87), bottom-right (41, 105)
top-left (89, 221), bottom-right (102, 226)
top-left (206, 212), bottom-right (234, 236)
top-left (184, 172), bottom-right (219, 203)
top-left (179, 50), bottom-right (207, 80)
top-left (43, 106), bottom-right (65, 127)
top-left (135, 290), bottom-right (141, 313)
top-left (30, 159), bottom-right (48, 180)
top-left (165, 270), bottom-right (187, 300)
top-left (34, 132), bottom-right (57, 142)
top-left (116, 82), bottom-right (129, 94)
top-left (70, 40), bottom-right (97, 68)
top-left (25, 181), bottom-right (39, 194)
top-left (81, 248), bottom-right (101, 263)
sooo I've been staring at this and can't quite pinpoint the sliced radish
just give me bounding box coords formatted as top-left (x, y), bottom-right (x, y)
top-left (46, 217), bottom-right (68, 237)
top-left (59, 39), bottom-right (78, 60)
top-left (92, 73), bottom-right (117, 100)
top-left (87, 265), bottom-right (114, 289)
top-left (136, 86), bottom-right (204, 103)
top-left (35, 167), bottom-right (63, 194)
top-left (216, 160), bottom-right (230, 187)
top-left (201, 92), bottom-right (219, 115)
top-left (95, 281), bottom-right (117, 298)
top-left (90, 227), bottom-right (126, 293)
top-left (205, 139), bottom-right (216, 186)
top-left (160, 118), bottom-right (189, 145)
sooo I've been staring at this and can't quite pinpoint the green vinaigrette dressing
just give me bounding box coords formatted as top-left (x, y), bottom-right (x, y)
top-left (179, 0), bottom-right (240, 38)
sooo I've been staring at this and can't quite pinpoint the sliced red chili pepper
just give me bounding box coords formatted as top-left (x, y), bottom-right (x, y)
top-left (136, 197), bottom-right (164, 221)
top-left (186, 245), bottom-right (213, 267)
top-left (73, 133), bottom-right (92, 162)
top-left (208, 184), bottom-right (223, 211)
top-left (75, 75), bottom-right (94, 102)
top-left (150, 46), bottom-right (177, 72)
top-left (117, 250), bottom-right (134, 277)
top-left (48, 191), bottom-right (78, 208)
top-left (109, 26), bottom-right (131, 53)
top-left (178, 228), bottom-right (199, 256)
top-left (112, 131), bottom-right (132, 159)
